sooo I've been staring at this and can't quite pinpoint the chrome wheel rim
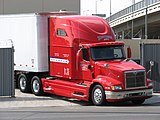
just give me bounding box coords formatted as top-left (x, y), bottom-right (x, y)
top-left (33, 80), bottom-right (40, 93)
top-left (94, 88), bottom-right (102, 104)
top-left (20, 77), bottom-right (26, 90)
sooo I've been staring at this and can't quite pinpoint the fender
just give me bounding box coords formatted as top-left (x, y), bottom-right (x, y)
top-left (92, 75), bottom-right (123, 91)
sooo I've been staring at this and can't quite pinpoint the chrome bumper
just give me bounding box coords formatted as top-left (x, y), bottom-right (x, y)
top-left (105, 88), bottom-right (153, 100)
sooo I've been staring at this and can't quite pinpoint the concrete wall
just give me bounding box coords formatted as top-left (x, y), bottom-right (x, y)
top-left (0, 0), bottom-right (80, 14)
top-left (118, 39), bottom-right (141, 59)
top-left (0, 0), bottom-right (3, 14)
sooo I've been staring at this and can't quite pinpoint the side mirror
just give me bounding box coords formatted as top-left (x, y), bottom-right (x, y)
top-left (150, 61), bottom-right (154, 67)
top-left (76, 49), bottom-right (83, 71)
top-left (147, 60), bottom-right (154, 78)
top-left (127, 46), bottom-right (132, 58)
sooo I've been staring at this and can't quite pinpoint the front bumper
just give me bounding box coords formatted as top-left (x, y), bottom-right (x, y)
top-left (105, 88), bottom-right (153, 102)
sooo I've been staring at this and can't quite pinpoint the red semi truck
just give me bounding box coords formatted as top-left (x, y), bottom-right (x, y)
top-left (0, 12), bottom-right (153, 105)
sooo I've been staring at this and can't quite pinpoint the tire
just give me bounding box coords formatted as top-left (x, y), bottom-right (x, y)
top-left (31, 76), bottom-right (44, 96)
top-left (131, 99), bottom-right (145, 105)
top-left (91, 84), bottom-right (106, 106)
top-left (18, 74), bottom-right (31, 93)
top-left (14, 74), bottom-right (19, 89)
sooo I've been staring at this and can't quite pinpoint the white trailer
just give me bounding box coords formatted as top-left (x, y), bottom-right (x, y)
top-left (0, 13), bottom-right (50, 93)
top-left (0, 13), bottom-right (49, 72)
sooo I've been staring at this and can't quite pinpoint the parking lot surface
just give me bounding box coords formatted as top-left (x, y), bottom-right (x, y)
top-left (0, 89), bottom-right (160, 108)
top-left (0, 89), bottom-right (81, 108)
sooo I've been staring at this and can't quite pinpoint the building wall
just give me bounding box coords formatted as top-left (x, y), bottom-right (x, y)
top-left (119, 39), bottom-right (160, 60)
top-left (0, 0), bottom-right (80, 14)
top-left (0, 0), bottom-right (3, 14)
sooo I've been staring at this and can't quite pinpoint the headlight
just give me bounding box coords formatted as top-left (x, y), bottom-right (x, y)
top-left (111, 85), bottom-right (122, 90)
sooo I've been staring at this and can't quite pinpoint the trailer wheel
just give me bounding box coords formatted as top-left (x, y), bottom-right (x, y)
top-left (18, 74), bottom-right (31, 92)
top-left (131, 99), bottom-right (145, 105)
top-left (31, 76), bottom-right (44, 96)
top-left (91, 84), bottom-right (106, 106)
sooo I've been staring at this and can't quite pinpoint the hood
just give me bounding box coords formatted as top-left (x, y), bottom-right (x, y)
top-left (96, 59), bottom-right (145, 72)
top-left (95, 59), bottom-right (145, 88)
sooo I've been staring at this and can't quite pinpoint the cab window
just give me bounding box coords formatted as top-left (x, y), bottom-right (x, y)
top-left (57, 29), bottom-right (67, 36)
top-left (82, 48), bottom-right (90, 61)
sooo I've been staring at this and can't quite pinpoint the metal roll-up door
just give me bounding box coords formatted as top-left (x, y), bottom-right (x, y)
top-left (141, 43), bottom-right (160, 92)
top-left (0, 40), bottom-right (14, 97)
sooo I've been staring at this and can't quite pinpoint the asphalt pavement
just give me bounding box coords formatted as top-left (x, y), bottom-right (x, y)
top-left (0, 89), bottom-right (160, 108)
top-left (1, 90), bottom-right (160, 120)
top-left (0, 89), bottom-right (82, 108)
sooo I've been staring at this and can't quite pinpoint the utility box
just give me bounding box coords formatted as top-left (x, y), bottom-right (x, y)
top-left (0, 40), bottom-right (14, 97)
top-left (141, 41), bottom-right (160, 92)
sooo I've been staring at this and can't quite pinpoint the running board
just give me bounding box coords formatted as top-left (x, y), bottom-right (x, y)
top-left (72, 92), bottom-right (85, 97)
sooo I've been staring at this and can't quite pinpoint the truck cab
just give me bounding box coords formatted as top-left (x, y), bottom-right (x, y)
top-left (41, 15), bottom-right (153, 105)
top-left (77, 42), bottom-right (153, 105)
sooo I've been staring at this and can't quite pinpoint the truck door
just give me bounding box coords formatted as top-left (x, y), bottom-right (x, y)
top-left (80, 48), bottom-right (93, 80)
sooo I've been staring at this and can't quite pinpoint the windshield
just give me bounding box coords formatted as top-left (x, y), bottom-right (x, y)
top-left (90, 45), bottom-right (126, 61)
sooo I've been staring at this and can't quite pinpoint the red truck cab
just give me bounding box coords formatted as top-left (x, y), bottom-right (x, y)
top-left (32, 15), bottom-right (153, 106)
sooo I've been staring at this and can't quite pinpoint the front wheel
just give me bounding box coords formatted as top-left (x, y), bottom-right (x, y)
top-left (91, 84), bottom-right (106, 106)
top-left (31, 76), bottom-right (44, 96)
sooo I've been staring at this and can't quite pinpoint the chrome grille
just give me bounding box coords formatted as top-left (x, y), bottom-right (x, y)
top-left (125, 70), bottom-right (146, 89)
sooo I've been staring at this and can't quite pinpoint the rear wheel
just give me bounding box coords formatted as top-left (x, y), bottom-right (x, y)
top-left (18, 74), bottom-right (31, 92)
top-left (31, 76), bottom-right (44, 96)
top-left (91, 84), bottom-right (106, 106)
top-left (131, 99), bottom-right (145, 105)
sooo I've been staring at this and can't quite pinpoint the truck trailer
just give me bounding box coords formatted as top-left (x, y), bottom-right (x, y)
top-left (0, 12), bottom-right (153, 105)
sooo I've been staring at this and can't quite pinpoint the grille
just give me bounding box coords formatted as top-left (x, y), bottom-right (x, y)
top-left (125, 70), bottom-right (146, 89)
